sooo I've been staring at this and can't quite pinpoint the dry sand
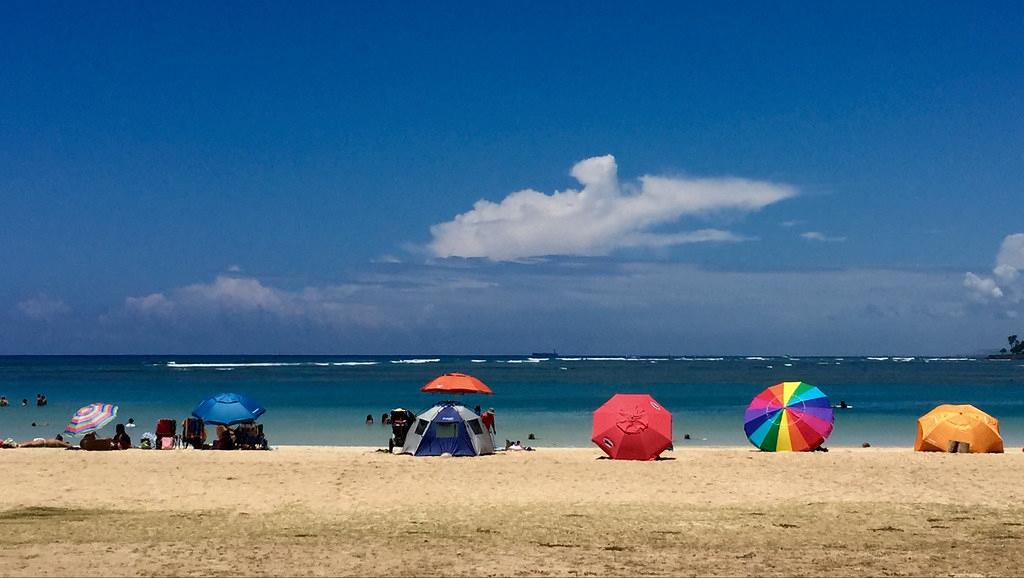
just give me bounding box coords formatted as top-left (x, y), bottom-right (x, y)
top-left (2, 446), bottom-right (1024, 577)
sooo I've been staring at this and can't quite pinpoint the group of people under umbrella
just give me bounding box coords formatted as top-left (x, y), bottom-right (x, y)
top-left (60, 392), bottom-right (268, 450)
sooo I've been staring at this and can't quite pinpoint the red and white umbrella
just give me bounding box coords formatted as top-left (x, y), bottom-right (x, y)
top-left (591, 394), bottom-right (672, 460)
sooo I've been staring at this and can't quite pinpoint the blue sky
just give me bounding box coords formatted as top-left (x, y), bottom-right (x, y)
top-left (1, 2), bottom-right (1022, 354)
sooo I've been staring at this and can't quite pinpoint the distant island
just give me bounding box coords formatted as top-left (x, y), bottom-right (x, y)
top-left (987, 334), bottom-right (1024, 360)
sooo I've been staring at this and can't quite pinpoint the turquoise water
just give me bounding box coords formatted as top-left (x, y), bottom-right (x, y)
top-left (1, 355), bottom-right (1023, 448)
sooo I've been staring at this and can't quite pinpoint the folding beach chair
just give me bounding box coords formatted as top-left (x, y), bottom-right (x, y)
top-left (155, 418), bottom-right (177, 449)
top-left (181, 417), bottom-right (206, 449)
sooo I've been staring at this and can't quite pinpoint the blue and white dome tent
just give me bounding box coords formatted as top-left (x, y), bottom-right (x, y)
top-left (402, 401), bottom-right (494, 456)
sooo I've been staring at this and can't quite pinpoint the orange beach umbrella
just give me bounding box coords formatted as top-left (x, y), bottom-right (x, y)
top-left (421, 373), bottom-right (493, 395)
top-left (914, 404), bottom-right (1003, 453)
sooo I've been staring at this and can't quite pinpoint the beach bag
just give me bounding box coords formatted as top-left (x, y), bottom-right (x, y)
top-left (159, 436), bottom-right (175, 450)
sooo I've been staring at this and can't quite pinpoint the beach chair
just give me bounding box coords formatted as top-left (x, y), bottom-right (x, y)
top-left (181, 417), bottom-right (206, 449)
top-left (235, 422), bottom-right (267, 450)
top-left (155, 418), bottom-right (177, 449)
top-left (389, 408), bottom-right (416, 452)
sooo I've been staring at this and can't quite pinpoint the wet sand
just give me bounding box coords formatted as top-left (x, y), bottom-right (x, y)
top-left (2, 446), bottom-right (1023, 576)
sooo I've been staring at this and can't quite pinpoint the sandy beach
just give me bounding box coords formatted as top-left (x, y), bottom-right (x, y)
top-left (2, 446), bottom-right (1023, 577)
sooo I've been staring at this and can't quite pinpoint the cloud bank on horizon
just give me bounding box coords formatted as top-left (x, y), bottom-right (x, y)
top-left (16, 295), bottom-right (71, 322)
top-left (80, 262), bottom-right (974, 355)
top-left (428, 155), bottom-right (796, 260)
top-left (965, 233), bottom-right (1024, 317)
top-left (124, 275), bottom-right (401, 330)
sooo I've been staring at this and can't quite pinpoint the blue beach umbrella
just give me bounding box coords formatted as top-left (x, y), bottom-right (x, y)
top-left (192, 393), bottom-right (266, 426)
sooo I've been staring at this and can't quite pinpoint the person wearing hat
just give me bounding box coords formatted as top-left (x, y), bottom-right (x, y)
top-left (481, 407), bottom-right (496, 435)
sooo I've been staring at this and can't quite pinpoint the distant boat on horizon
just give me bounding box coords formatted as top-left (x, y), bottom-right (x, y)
top-left (530, 350), bottom-right (558, 357)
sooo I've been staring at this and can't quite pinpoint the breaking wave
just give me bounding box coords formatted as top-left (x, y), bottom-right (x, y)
top-left (166, 362), bottom-right (305, 369)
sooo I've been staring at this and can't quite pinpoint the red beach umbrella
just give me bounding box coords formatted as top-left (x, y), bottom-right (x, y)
top-left (420, 372), bottom-right (493, 395)
top-left (591, 393), bottom-right (672, 460)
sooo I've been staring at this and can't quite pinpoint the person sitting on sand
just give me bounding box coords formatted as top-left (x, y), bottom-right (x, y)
top-left (215, 427), bottom-right (236, 450)
top-left (79, 432), bottom-right (116, 451)
top-left (111, 423), bottom-right (131, 450)
top-left (365, 414), bottom-right (374, 425)
top-left (505, 440), bottom-right (534, 452)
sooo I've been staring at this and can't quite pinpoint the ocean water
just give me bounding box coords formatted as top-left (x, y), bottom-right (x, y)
top-left (1, 355), bottom-right (1023, 449)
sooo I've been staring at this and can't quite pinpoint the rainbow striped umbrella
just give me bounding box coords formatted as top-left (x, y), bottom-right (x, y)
top-left (743, 382), bottom-right (833, 452)
top-left (64, 403), bottom-right (118, 436)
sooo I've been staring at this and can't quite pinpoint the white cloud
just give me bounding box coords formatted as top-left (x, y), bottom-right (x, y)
top-left (428, 155), bottom-right (795, 260)
top-left (620, 229), bottom-right (750, 248)
top-left (181, 275), bottom-right (284, 310)
top-left (122, 274), bottom-right (446, 332)
top-left (125, 292), bottom-right (174, 316)
top-left (963, 272), bottom-right (1004, 301)
top-left (800, 231), bottom-right (847, 242)
top-left (994, 264), bottom-right (1019, 284)
top-left (16, 295), bottom-right (70, 321)
top-left (996, 233), bottom-right (1024, 270)
top-left (128, 276), bottom-right (317, 317)
top-left (964, 233), bottom-right (1024, 307)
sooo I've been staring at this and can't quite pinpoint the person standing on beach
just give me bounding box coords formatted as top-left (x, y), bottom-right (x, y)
top-left (481, 408), bottom-right (496, 435)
